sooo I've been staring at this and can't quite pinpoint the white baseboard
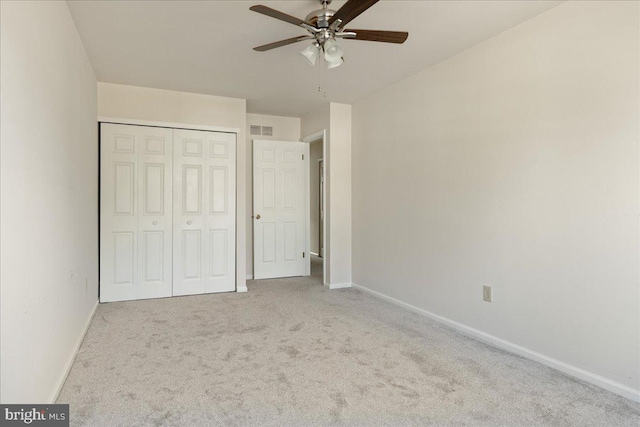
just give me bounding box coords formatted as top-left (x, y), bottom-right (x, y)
top-left (326, 282), bottom-right (352, 290)
top-left (351, 282), bottom-right (640, 403)
top-left (246, 275), bottom-right (254, 280)
top-left (236, 286), bottom-right (248, 293)
top-left (49, 300), bottom-right (99, 404)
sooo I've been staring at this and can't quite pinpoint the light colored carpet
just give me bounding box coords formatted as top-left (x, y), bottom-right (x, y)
top-left (59, 256), bottom-right (640, 426)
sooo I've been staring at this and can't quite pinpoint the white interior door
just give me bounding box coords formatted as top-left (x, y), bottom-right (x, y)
top-left (100, 123), bottom-right (173, 302)
top-left (253, 140), bottom-right (308, 280)
top-left (173, 129), bottom-right (236, 296)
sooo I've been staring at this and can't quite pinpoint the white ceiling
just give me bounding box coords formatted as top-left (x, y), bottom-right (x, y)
top-left (67, 0), bottom-right (563, 117)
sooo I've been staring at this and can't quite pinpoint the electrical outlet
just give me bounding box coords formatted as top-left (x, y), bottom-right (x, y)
top-left (483, 285), bottom-right (492, 303)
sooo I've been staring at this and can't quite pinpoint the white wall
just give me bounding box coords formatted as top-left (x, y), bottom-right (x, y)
top-left (98, 83), bottom-right (246, 130)
top-left (301, 103), bottom-right (352, 287)
top-left (246, 113), bottom-right (301, 277)
top-left (352, 0), bottom-right (640, 400)
top-left (97, 83), bottom-right (248, 290)
top-left (301, 104), bottom-right (331, 142)
top-left (0, 1), bottom-right (99, 403)
top-left (328, 103), bottom-right (352, 287)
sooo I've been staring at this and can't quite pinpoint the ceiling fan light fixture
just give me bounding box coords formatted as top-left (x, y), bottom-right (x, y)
top-left (300, 43), bottom-right (320, 66)
top-left (323, 38), bottom-right (343, 63)
top-left (326, 57), bottom-right (344, 69)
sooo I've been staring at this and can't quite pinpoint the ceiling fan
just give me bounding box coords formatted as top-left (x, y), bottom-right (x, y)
top-left (250, 0), bottom-right (409, 69)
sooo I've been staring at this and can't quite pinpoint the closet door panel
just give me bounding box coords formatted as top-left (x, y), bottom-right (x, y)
top-left (173, 130), bottom-right (207, 296)
top-left (173, 129), bottom-right (236, 296)
top-left (205, 132), bottom-right (236, 293)
top-left (101, 125), bottom-right (139, 302)
top-left (100, 124), bottom-right (172, 302)
top-left (137, 127), bottom-right (173, 300)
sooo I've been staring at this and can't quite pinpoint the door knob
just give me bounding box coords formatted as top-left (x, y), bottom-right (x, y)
top-left (187, 220), bottom-right (192, 225)
top-left (255, 214), bottom-right (261, 220)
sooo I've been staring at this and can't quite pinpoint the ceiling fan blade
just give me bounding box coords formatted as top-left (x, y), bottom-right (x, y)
top-left (343, 29), bottom-right (409, 44)
top-left (329, 0), bottom-right (380, 27)
top-left (253, 36), bottom-right (312, 52)
top-left (250, 5), bottom-right (313, 27)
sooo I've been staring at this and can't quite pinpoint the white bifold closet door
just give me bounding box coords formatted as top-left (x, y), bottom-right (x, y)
top-left (173, 129), bottom-right (236, 296)
top-left (100, 124), bottom-right (236, 302)
top-left (100, 124), bottom-right (173, 302)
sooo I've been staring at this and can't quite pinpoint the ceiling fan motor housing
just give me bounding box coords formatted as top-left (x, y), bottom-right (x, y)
top-left (306, 8), bottom-right (336, 29)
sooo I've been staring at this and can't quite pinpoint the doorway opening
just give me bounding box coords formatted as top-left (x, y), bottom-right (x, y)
top-left (304, 131), bottom-right (326, 286)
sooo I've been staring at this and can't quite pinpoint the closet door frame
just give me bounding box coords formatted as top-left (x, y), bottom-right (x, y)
top-left (98, 117), bottom-right (243, 301)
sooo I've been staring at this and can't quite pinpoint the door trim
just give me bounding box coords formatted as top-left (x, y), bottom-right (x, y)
top-left (98, 116), bottom-right (239, 134)
top-left (318, 159), bottom-right (324, 259)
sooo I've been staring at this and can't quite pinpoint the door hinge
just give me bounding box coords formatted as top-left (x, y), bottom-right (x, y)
top-left (302, 154), bottom-right (304, 160)
top-left (303, 252), bottom-right (306, 258)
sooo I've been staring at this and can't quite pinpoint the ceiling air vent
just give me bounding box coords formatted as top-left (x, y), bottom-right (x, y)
top-left (250, 125), bottom-right (262, 136)
top-left (261, 126), bottom-right (273, 137)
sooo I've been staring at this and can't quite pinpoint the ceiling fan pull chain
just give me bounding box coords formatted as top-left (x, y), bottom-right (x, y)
top-left (316, 52), bottom-right (324, 96)
top-left (318, 54), bottom-right (327, 98)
